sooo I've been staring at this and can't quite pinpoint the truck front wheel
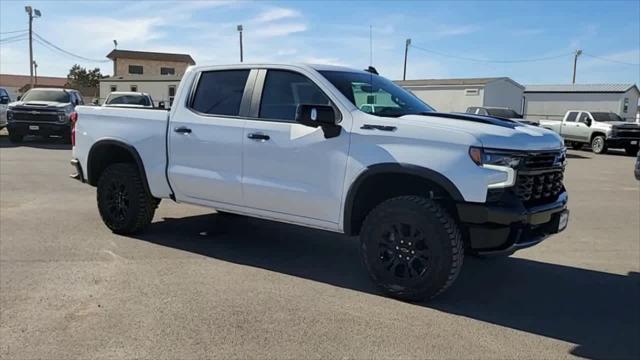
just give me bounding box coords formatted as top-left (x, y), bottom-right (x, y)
top-left (591, 135), bottom-right (607, 154)
top-left (360, 196), bottom-right (463, 301)
top-left (97, 163), bottom-right (158, 234)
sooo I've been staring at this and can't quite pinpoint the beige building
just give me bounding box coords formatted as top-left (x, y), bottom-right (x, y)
top-left (395, 77), bottom-right (525, 114)
top-left (99, 49), bottom-right (195, 105)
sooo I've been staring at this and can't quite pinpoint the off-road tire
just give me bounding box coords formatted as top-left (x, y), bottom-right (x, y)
top-left (97, 163), bottom-right (158, 234)
top-left (591, 135), bottom-right (607, 154)
top-left (360, 195), bottom-right (463, 301)
top-left (625, 145), bottom-right (639, 156)
top-left (8, 132), bottom-right (23, 143)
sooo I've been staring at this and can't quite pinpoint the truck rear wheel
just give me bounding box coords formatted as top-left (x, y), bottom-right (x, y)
top-left (97, 163), bottom-right (158, 234)
top-left (591, 135), bottom-right (607, 154)
top-left (360, 196), bottom-right (463, 301)
top-left (571, 142), bottom-right (584, 150)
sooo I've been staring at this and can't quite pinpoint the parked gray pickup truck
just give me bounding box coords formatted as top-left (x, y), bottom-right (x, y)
top-left (540, 110), bottom-right (640, 155)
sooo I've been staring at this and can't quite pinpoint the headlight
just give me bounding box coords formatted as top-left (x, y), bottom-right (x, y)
top-left (469, 147), bottom-right (519, 189)
top-left (469, 147), bottom-right (521, 167)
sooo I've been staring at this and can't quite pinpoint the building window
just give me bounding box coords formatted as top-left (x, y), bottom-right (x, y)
top-left (130, 85), bottom-right (138, 92)
top-left (161, 67), bottom-right (175, 75)
top-left (168, 85), bottom-right (176, 106)
top-left (128, 65), bottom-right (143, 75)
top-left (110, 85), bottom-right (117, 92)
top-left (623, 98), bottom-right (629, 113)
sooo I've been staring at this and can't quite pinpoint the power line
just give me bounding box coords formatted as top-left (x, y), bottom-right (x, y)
top-left (0, 37), bottom-right (28, 45)
top-left (582, 52), bottom-right (640, 66)
top-left (32, 32), bottom-right (110, 63)
top-left (0, 29), bottom-right (28, 34)
top-left (0, 33), bottom-right (28, 43)
top-left (410, 44), bottom-right (573, 63)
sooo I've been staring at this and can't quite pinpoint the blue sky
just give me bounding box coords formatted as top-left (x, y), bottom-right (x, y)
top-left (1, 0), bottom-right (639, 84)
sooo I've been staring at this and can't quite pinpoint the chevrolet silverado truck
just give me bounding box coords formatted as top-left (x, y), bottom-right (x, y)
top-left (540, 110), bottom-right (640, 155)
top-left (7, 88), bottom-right (83, 143)
top-left (465, 106), bottom-right (538, 126)
top-left (70, 64), bottom-right (569, 301)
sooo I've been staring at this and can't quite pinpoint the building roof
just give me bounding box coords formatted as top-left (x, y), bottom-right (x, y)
top-left (394, 76), bottom-right (524, 89)
top-left (100, 75), bottom-right (183, 82)
top-left (524, 84), bottom-right (638, 93)
top-left (106, 49), bottom-right (195, 65)
top-left (0, 73), bottom-right (68, 88)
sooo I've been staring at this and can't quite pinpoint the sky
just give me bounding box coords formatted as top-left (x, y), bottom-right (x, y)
top-left (1, 0), bottom-right (639, 84)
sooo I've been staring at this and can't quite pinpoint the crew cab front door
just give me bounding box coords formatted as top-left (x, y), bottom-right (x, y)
top-left (241, 68), bottom-right (350, 224)
top-left (168, 69), bottom-right (255, 206)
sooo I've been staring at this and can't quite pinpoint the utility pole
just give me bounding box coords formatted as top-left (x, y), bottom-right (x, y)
top-left (33, 61), bottom-right (38, 85)
top-left (572, 49), bottom-right (582, 84)
top-left (403, 38), bottom-right (411, 81)
top-left (25, 6), bottom-right (41, 90)
top-left (237, 25), bottom-right (244, 62)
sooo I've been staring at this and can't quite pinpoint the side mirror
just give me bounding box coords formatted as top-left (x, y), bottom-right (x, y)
top-left (75, 99), bottom-right (80, 105)
top-left (0, 96), bottom-right (9, 104)
top-left (295, 104), bottom-right (337, 128)
top-left (585, 118), bottom-right (592, 127)
top-left (158, 101), bottom-right (166, 109)
top-left (92, 99), bottom-right (99, 105)
top-left (17, 96), bottom-right (21, 101)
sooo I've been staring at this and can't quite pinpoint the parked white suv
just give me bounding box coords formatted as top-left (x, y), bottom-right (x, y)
top-left (70, 64), bottom-right (569, 301)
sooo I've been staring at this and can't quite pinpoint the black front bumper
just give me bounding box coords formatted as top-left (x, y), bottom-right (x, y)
top-left (7, 122), bottom-right (70, 137)
top-left (457, 191), bottom-right (568, 255)
top-left (605, 137), bottom-right (639, 148)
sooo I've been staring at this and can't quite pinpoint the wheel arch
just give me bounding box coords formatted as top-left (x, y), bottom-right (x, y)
top-left (590, 131), bottom-right (607, 142)
top-left (343, 163), bottom-right (464, 236)
top-left (87, 139), bottom-right (151, 196)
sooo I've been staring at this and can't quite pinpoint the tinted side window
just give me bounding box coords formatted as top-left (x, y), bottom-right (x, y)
top-left (260, 70), bottom-right (330, 121)
top-left (191, 70), bottom-right (250, 116)
top-left (566, 112), bottom-right (578, 122)
top-left (578, 112), bottom-right (590, 123)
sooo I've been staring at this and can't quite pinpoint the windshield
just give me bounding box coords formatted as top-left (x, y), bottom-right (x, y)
top-left (319, 71), bottom-right (434, 117)
top-left (591, 112), bottom-right (624, 122)
top-left (106, 94), bottom-right (152, 107)
top-left (486, 108), bottom-right (522, 119)
top-left (21, 89), bottom-right (70, 103)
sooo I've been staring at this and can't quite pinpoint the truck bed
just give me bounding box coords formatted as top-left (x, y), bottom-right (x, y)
top-left (73, 105), bottom-right (173, 198)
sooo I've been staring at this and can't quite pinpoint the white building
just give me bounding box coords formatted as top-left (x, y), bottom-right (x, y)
top-left (523, 84), bottom-right (640, 122)
top-left (395, 77), bottom-right (525, 113)
top-left (99, 49), bottom-right (195, 106)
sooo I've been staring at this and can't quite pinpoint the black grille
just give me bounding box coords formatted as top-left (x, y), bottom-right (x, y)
top-left (516, 171), bottom-right (564, 204)
top-left (522, 152), bottom-right (559, 169)
top-left (615, 129), bottom-right (640, 139)
top-left (12, 111), bottom-right (59, 122)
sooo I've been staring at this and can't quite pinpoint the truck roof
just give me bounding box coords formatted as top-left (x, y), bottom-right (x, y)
top-left (188, 63), bottom-right (369, 75)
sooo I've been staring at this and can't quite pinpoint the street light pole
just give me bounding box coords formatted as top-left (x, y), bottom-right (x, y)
top-left (237, 25), bottom-right (244, 63)
top-left (572, 49), bottom-right (582, 84)
top-left (403, 38), bottom-right (411, 81)
top-left (25, 6), bottom-right (41, 90)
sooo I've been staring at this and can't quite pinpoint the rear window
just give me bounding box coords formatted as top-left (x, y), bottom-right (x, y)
top-left (21, 89), bottom-right (70, 103)
top-left (107, 94), bottom-right (151, 106)
top-left (191, 70), bottom-right (249, 116)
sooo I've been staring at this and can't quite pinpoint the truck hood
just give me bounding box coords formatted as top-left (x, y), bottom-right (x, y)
top-left (399, 112), bottom-right (564, 151)
top-left (9, 101), bottom-right (71, 109)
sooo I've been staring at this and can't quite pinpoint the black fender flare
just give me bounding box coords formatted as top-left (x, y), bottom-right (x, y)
top-left (87, 139), bottom-right (152, 196)
top-left (343, 163), bottom-right (464, 235)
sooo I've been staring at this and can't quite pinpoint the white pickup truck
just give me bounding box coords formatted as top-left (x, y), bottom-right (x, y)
top-left (71, 64), bottom-right (569, 301)
top-left (540, 111), bottom-right (640, 155)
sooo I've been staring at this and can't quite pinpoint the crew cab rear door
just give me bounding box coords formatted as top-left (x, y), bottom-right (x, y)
top-left (167, 69), bottom-right (256, 205)
top-left (241, 68), bottom-right (350, 224)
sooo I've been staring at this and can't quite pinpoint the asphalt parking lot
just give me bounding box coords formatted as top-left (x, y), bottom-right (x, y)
top-left (1, 131), bottom-right (639, 359)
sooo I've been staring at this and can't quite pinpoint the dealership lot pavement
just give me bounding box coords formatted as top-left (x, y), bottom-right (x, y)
top-left (1, 132), bottom-right (639, 359)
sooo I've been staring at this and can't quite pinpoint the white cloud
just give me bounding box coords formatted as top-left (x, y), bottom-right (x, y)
top-left (253, 23), bottom-right (307, 38)
top-left (433, 24), bottom-right (479, 37)
top-left (253, 8), bottom-right (301, 23)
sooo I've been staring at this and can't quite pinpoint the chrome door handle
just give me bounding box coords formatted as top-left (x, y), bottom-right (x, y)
top-left (174, 126), bottom-right (192, 134)
top-left (247, 133), bottom-right (270, 141)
